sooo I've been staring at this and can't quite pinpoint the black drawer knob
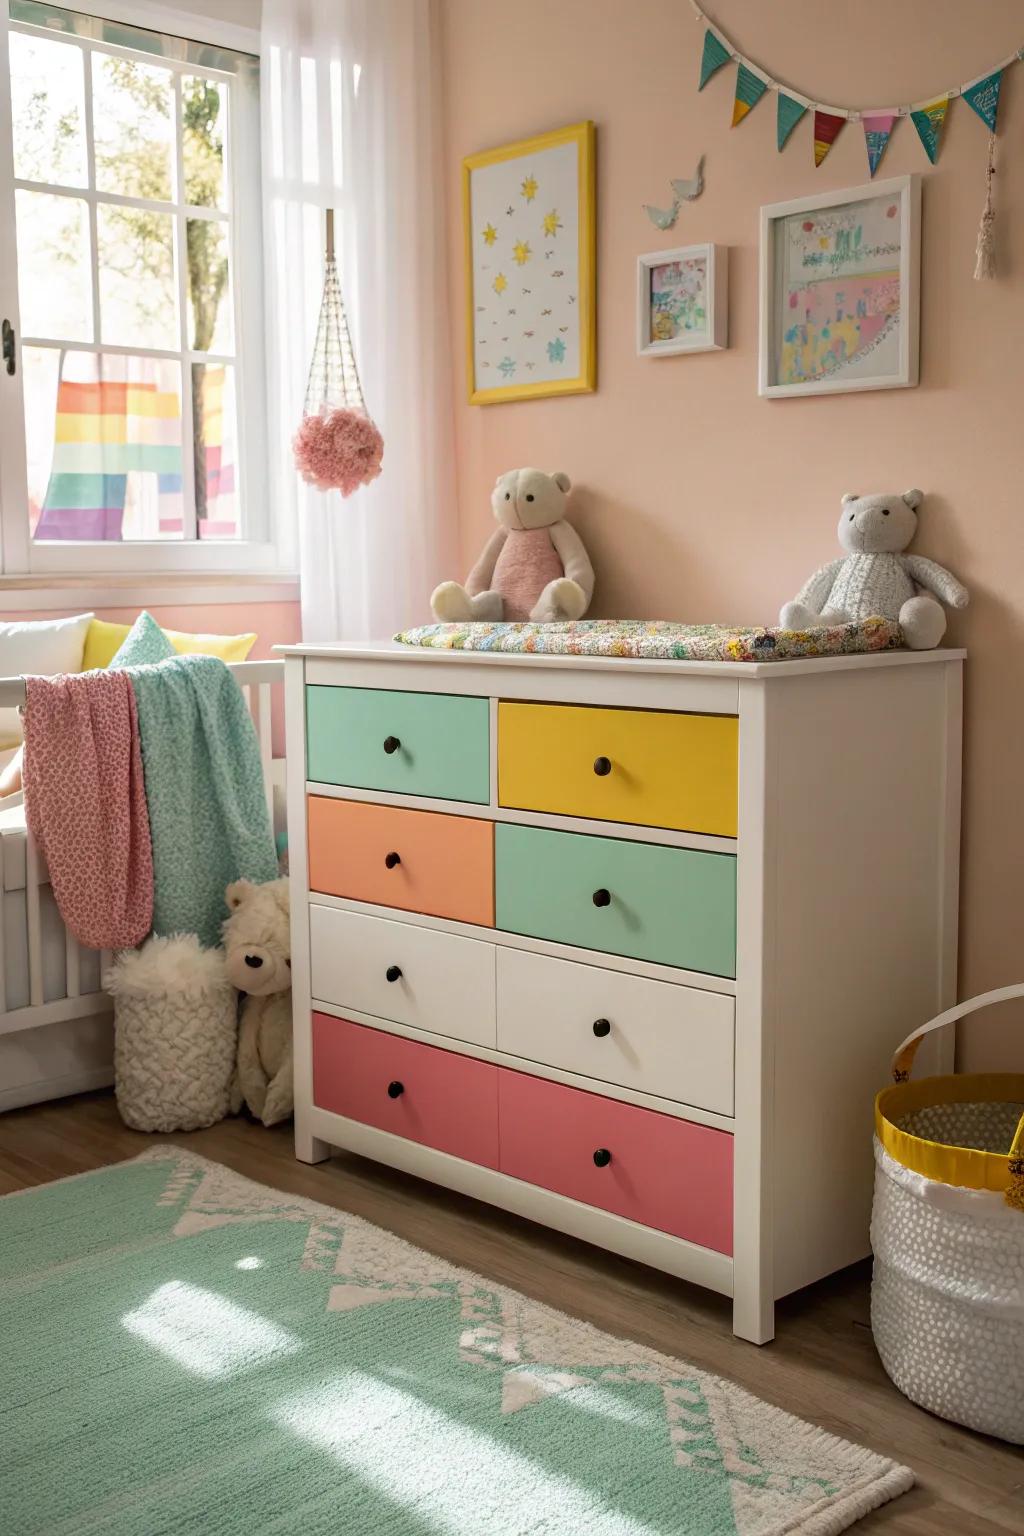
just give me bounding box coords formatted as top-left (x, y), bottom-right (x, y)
top-left (384, 851), bottom-right (401, 869)
top-left (593, 1147), bottom-right (612, 1168)
top-left (592, 888), bottom-right (611, 908)
top-left (387, 1080), bottom-right (404, 1099)
top-left (593, 756), bottom-right (612, 777)
top-left (592, 1018), bottom-right (611, 1038)
top-left (383, 735), bottom-right (401, 755)
top-left (385, 964), bottom-right (402, 983)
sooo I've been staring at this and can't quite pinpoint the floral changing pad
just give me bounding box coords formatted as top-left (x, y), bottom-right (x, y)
top-left (394, 616), bottom-right (902, 663)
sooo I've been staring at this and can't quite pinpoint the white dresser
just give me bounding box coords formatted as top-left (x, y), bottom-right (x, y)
top-left (282, 641), bottom-right (963, 1343)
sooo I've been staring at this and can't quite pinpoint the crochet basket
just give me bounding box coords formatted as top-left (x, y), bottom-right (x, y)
top-left (871, 985), bottom-right (1024, 1444)
top-left (106, 935), bottom-right (237, 1133)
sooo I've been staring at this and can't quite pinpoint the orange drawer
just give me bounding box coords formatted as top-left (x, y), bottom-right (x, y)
top-left (307, 796), bottom-right (494, 926)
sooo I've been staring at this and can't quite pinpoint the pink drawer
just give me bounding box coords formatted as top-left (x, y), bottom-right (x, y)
top-left (497, 1068), bottom-right (733, 1254)
top-left (312, 1013), bottom-right (499, 1168)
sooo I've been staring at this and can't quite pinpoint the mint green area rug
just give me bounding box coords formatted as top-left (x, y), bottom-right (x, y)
top-left (1, 1149), bottom-right (912, 1535)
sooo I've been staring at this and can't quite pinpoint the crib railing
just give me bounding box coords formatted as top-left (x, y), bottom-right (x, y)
top-left (0, 658), bottom-right (284, 1040)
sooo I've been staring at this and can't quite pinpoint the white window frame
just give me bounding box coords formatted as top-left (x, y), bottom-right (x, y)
top-left (0, 0), bottom-right (281, 576)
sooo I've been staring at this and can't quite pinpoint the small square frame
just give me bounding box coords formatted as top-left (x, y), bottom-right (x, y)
top-left (636, 243), bottom-right (727, 357)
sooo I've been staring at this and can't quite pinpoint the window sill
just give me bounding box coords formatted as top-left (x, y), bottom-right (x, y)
top-left (0, 572), bottom-right (300, 612)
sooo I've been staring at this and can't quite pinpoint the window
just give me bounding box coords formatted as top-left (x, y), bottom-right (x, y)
top-left (0, 1), bottom-right (273, 573)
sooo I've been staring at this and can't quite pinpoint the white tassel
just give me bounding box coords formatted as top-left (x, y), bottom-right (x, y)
top-left (974, 134), bottom-right (996, 281)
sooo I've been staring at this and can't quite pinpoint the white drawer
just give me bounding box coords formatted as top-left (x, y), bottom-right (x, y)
top-left (309, 904), bottom-right (496, 1049)
top-left (495, 947), bottom-right (734, 1115)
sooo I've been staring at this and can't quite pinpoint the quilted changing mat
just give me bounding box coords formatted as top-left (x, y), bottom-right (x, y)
top-left (394, 616), bottom-right (902, 662)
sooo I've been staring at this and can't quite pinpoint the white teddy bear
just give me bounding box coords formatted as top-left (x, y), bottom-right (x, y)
top-left (223, 877), bottom-right (293, 1127)
top-left (431, 467), bottom-right (594, 623)
top-left (780, 489), bottom-right (968, 650)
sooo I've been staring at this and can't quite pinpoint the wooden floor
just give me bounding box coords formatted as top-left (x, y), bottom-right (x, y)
top-left (1, 1090), bottom-right (1020, 1535)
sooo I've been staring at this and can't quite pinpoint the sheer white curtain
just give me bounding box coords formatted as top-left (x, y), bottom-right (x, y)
top-left (261, 0), bottom-right (456, 641)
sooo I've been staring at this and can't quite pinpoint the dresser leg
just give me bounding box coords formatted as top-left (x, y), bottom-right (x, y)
top-left (732, 1286), bottom-right (775, 1345)
top-left (295, 1119), bottom-right (331, 1165)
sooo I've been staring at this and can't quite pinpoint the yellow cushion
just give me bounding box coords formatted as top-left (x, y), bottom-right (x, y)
top-left (83, 617), bottom-right (257, 671)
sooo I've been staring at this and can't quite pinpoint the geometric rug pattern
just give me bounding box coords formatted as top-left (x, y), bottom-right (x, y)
top-left (0, 1148), bottom-right (912, 1534)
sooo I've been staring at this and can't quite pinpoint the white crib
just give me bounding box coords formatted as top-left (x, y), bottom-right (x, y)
top-left (0, 659), bottom-right (285, 1112)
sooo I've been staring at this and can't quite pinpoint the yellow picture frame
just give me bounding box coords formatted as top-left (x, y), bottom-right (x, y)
top-left (462, 120), bottom-right (596, 406)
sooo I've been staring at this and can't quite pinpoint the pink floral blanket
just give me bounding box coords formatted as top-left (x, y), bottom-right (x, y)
top-left (23, 671), bottom-right (153, 949)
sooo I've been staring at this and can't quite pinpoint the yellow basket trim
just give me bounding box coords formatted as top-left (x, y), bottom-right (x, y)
top-left (875, 1072), bottom-right (1024, 1193)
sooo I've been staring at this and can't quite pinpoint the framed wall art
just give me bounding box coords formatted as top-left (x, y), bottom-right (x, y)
top-left (636, 243), bottom-right (727, 357)
top-left (462, 121), bottom-right (596, 405)
top-left (758, 174), bottom-right (920, 398)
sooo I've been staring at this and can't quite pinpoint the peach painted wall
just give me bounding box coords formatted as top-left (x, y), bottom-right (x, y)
top-left (441, 0), bottom-right (1024, 1071)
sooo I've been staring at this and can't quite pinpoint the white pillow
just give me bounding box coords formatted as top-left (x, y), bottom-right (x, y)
top-left (0, 612), bottom-right (95, 747)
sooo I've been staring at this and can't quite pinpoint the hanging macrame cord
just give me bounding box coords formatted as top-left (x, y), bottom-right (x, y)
top-left (293, 209), bottom-right (384, 498)
top-left (974, 134), bottom-right (997, 280)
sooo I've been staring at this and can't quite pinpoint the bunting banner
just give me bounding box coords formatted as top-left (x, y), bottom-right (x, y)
top-left (863, 113), bottom-right (897, 178)
top-left (691, 5), bottom-right (1022, 167)
top-left (776, 92), bottom-right (806, 150)
top-left (813, 110), bottom-right (845, 168)
top-left (910, 96), bottom-right (950, 164)
top-left (963, 70), bottom-right (1002, 132)
top-left (732, 63), bottom-right (768, 125)
top-left (698, 28), bottom-right (730, 90)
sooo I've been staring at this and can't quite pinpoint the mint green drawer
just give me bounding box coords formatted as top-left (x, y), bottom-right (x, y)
top-left (495, 823), bottom-right (736, 977)
top-left (306, 686), bottom-right (490, 803)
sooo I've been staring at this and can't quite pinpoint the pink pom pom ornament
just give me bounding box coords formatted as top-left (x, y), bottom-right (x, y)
top-left (295, 210), bottom-right (383, 499)
top-left (293, 408), bottom-right (384, 497)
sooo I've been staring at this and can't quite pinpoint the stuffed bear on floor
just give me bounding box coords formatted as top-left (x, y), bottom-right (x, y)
top-left (223, 876), bottom-right (293, 1127)
top-left (780, 490), bottom-right (968, 650)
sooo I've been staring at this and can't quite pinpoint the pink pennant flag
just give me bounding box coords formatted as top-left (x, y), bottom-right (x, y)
top-left (862, 113), bottom-right (897, 177)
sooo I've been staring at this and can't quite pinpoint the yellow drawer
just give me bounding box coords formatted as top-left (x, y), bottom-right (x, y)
top-left (497, 701), bottom-right (738, 837)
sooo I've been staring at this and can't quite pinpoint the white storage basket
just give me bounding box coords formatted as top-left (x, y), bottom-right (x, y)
top-left (106, 935), bottom-right (237, 1133)
top-left (871, 985), bottom-right (1024, 1444)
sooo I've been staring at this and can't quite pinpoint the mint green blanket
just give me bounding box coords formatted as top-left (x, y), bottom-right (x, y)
top-left (124, 654), bottom-right (278, 946)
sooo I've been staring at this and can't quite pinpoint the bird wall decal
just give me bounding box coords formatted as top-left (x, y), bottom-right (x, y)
top-left (671, 156), bottom-right (705, 203)
top-left (643, 156), bottom-right (705, 230)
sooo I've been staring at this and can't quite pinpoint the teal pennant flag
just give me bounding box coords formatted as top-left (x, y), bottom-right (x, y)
top-left (698, 28), bottom-right (730, 90)
top-left (776, 92), bottom-right (807, 150)
top-left (910, 95), bottom-right (949, 163)
top-left (732, 64), bottom-right (767, 125)
top-left (963, 71), bottom-right (1002, 132)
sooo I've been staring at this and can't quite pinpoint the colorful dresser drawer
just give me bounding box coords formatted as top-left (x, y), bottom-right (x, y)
top-left (308, 796), bottom-right (494, 926)
top-left (496, 947), bottom-right (734, 1115)
top-left (306, 685), bottom-right (489, 803)
top-left (498, 701), bottom-right (738, 837)
top-left (309, 904), bottom-right (497, 1048)
top-left (494, 823), bottom-right (736, 977)
top-left (498, 1069), bottom-right (733, 1253)
top-left (313, 1013), bottom-right (499, 1166)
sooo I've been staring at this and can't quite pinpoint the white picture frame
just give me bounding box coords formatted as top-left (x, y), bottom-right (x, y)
top-left (758, 174), bottom-right (920, 399)
top-left (636, 243), bottom-right (727, 357)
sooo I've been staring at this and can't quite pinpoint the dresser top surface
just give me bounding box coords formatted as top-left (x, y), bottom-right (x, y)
top-left (276, 638), bottom-right (965, 680)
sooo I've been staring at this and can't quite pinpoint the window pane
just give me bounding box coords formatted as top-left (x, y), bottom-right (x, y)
top-left (9, 30), bottom-right (87, 187)
top-left (183, 76), bottom-right (227, 210)
top-left (26, 349), bottom-right (185, 542)
top-left (92, 52), bottom-right (173, 202)
top-left (192, 361), bottom-right (238, 538)
top-left (186, 218), bottom-right (232, 352)
top-left (97, 203), bottom-right (178, 350)
top-left (15, 190), bottom-right (92, 341)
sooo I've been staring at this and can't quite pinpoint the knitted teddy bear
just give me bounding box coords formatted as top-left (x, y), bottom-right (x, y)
top-left (431, 467), bottom-right (594, 623)
top-left (780, 490), bottom-right (968, 650)
top-left (223, 876), bottom-right (293, 1127)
